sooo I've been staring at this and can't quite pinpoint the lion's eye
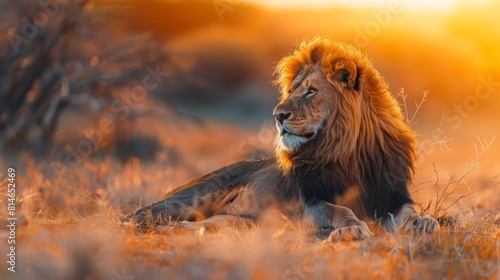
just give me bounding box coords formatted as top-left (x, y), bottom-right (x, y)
top-left (305, 87), bottom-right (317, 98)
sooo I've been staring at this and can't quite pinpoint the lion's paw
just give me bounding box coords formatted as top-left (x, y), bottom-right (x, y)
top-left (406, 217), bottom-right (440, 235)
top-left (327, 222), bottom-right (372, 242)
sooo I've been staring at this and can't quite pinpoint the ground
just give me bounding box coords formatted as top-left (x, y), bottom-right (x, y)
top-left (0, 118), bottom-right (499, 280)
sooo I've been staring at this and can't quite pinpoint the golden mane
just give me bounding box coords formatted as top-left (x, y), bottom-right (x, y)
top-left (273, 37), bottom-right (416, 185)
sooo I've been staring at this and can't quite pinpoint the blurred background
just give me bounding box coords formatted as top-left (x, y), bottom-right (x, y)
top-left (1, 0), bottom-right (499, 217)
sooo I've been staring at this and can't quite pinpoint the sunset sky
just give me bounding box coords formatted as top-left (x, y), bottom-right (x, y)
top-left (249, 0), bottom-right (481, 11)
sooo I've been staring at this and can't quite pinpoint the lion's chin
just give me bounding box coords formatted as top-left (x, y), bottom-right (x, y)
top-left (275, 132), bottom-right (313, 152)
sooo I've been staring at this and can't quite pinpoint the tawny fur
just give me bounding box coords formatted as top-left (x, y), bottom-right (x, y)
top-left (273, 37), bottom-right (416, 179)
top-left (125, 37), bottom-right (439, 240)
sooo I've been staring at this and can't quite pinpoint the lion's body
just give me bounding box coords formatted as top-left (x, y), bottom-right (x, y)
top-left (126, 38), bottom-right (439, 240)
top-left (142, 159), bottom-right (295, 223)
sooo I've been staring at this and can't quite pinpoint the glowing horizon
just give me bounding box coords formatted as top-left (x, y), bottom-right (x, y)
top-left (248, 0), bottom-right (457, 12)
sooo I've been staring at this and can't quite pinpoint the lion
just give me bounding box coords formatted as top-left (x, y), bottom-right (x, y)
top-left (124, 37), bottom-right (439, 241)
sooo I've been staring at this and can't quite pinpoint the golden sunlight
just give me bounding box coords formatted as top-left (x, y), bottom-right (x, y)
top-left (249, 0), bottom-right (458, 11)
top-left (2, 0), bottom-right (499, 279)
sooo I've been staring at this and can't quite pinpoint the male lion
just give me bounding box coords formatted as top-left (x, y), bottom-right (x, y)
top-left (125, 37), bottom-right (439, 241)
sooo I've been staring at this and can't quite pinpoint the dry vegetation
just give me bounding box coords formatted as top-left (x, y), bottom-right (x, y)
top-left (0, 115), bottom-right (499, 279)
top-left (1, 0), bottom-right (500, 279)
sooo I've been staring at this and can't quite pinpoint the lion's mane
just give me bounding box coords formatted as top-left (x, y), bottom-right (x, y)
top-left (273, 38), bottom-right (416, 216)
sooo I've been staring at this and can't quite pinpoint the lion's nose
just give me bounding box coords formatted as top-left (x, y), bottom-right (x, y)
top-left (273, 111), bottom-right (292, 124)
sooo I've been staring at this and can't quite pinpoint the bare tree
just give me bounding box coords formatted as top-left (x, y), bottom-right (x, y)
top-left (0, 0), bottom-right (172, 154)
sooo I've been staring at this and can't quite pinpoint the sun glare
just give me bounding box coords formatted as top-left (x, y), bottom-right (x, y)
top-left (249, 0), bottom-right (457, 12)
top-left (400, 0), bottom-right (456, 11)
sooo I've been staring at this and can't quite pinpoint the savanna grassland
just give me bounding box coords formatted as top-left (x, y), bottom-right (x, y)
top-left (1, 123), bottom-right (499, 280)
top-left (1, 0), bottom-right (500, 279)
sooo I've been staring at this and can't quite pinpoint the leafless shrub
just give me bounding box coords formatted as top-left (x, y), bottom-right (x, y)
top-left (0, 0), bottom-right (173, 154)
top-left (420, 138), bottom-right (499, 218)
top-left (398, 91), bottom-right (500, 219)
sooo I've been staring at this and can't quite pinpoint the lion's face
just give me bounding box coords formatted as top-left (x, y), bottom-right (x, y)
top-left (273, 64), bottom-right (337, 152)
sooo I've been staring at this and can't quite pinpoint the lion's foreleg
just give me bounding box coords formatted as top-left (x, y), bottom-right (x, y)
top-left (124, 184), bottom-right (246, 230)
top-left (123, 196), bottom-right (202, 230)
top-left (160, 214), bottom-right (253, 233)
top-left (382, 203), bottom-right (439, 235)
top-left (305, 201), bottom-right (372, 241)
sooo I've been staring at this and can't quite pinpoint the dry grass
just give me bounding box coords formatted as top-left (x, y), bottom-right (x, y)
top-left (1, 126), bottom-right (499, 280)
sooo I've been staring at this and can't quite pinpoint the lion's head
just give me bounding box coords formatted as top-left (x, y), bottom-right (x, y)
top-left (273, 37), bottom-right (416, 181)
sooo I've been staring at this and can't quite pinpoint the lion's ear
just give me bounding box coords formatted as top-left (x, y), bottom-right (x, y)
top-left (333, 59), bottom-right (358, 91)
